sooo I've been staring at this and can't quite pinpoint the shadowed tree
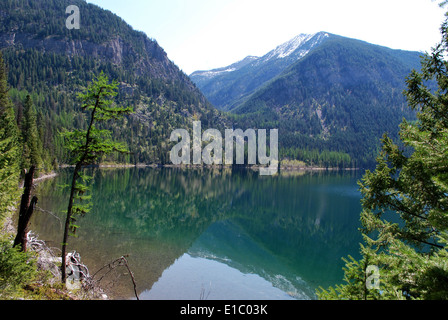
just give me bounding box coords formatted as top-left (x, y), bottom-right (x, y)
top-left (0, 52), bottom-right (20, 225)
top-left (21, 95), bottom-right (42, 172)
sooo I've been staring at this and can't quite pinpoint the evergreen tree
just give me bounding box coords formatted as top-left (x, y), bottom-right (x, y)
top-left (21, 95), bottom-right (42, 171)
top-left (0, 52), bottom-right (20, 224)
top-left (318, 10), bottom-right (448, 300)
top-left (60, 72), bottom-right (133, 283)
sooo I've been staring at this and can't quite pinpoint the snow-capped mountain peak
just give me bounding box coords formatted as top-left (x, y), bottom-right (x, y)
top-left (272, 33), bottom-right (315, 59)
top-left (262, 32), bottom-right (329, 62)
top-left (189, 32), bottom-right (331, 110)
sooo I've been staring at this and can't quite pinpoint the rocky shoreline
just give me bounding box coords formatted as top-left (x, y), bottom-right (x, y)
top-left (1, 170), bottom-right (109, 300)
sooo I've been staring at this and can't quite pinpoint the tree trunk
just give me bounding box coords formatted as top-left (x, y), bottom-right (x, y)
top-left (14, 166), bottom-right (38, 252)
top-left (61, 91), bottom-right (99, 283)
top-left (61, 163), bottom-right (81, 283)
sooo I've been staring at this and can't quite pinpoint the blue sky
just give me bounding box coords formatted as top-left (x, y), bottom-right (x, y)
top-left (86, 0), bottom-right (447, 74)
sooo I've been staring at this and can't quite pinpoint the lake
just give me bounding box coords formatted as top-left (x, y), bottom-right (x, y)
top-left (31, 167), bottom-right (365, 300)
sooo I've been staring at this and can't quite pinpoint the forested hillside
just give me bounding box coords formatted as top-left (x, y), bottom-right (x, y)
top-left (0, 0), bottom-right (225, 170)
top-left (203, 34), bottom-right (423, 168)
top-left (0, 0), bottom-right (424, 171)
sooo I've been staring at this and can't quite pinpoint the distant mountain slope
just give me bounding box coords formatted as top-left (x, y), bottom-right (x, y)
top-left (0, 0), bottom-right (225, 166)
top-left (193, 32), bottom-right (423, 167)
top-left (237, 35), bottom-right (421, 113)
top-left (231, 34), bottom-right (423, 167)
top-left (190, 32), bottom-right (330, 111)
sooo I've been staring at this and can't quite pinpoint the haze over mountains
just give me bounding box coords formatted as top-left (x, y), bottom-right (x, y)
top-left (0, 0), bottom-right (424, 168)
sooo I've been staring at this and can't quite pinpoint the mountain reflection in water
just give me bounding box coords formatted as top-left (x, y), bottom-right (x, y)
top-left (31, 167), bottom-right (363, 300)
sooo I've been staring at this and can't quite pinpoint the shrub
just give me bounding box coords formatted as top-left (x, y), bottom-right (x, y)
top-left (0, 237), bottom-right (38, 298)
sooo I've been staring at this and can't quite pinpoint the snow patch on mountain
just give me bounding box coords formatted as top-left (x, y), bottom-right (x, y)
top-left (261, 32), bottom-right (329, 63)
top-left (191, 56), bottom-right (259, 79)
top-left (199, 68), bottom-right (236, 78)
top-left (273, 33), bottom-right (315, 59)
top-left (191, 32), bottom-right (330, 80)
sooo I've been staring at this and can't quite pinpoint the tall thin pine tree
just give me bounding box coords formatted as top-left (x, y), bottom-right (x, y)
top-left (60, 72), bottom-right (133, 283)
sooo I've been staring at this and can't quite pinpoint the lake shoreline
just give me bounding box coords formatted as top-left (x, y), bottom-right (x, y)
top-left (59, 163), bottom-right (361, 172)
top-left (1, 169), bottom-right (109, 300)
top-left (4, 170), bottom-right (59, 234)
top-left (29, 168), bottom-right (364, 300)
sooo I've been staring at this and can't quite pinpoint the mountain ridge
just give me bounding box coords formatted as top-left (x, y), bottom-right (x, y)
top-left (194, 32), bottom-right (423, 167)
top-left (0, 0), bottom-right (426, 168)
top-left (190, 31), bottom-right (330, 111)
top-left (0, 0), bottom-right (225, 167)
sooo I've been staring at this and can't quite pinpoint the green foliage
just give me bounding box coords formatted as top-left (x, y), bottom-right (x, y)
top-left (2, 0), bottom-right (415, 169)
top-left (60, 72), bottom-right (134, 282)
top-left (318, 14), bottom-right (448, 300)
top-left (21, 95), bottom-right (43, 171)
top-left (0, 0), bottom-right (224, 167)
top-left (317, 245), bottom-right (383, 300)
top-left (0, 0), bottom-right (149, 47)
top-left (0, 52), bottom-right (20, 224)
top-left (0, 237), bottom-right (38, 297)
top-left (60, 73), bottom-right (133, 166)
top-left (66, 171), bottom-right (92, 238)
top-left (225, 35), bottom-right (421, 168)
top-left (280, 147), bottom-right (352, 168)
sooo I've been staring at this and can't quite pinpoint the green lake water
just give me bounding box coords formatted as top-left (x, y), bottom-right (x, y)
top-left (30, 167), bottom-right (365, 300)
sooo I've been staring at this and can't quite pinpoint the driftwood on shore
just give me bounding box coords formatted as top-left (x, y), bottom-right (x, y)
top-left (25, 230), bottom-right (140, 300)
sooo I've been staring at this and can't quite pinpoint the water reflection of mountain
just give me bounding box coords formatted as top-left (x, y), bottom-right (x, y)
top-left (33, 167), bottom-right (363, 299)
top-left (188, 220), bottom-right (317, 299)
top-left (188, 171), bottom-right (363, 298)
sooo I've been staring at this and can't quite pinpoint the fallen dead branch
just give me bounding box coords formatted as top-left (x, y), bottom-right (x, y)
top-left (26, 231), bottom-right (139, 300)
top-left (91, 255), bottom-right (139, 300)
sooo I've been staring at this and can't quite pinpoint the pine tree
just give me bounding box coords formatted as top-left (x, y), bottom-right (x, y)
top-left (60, 72), bottom-right (133, 283)
top-left (317, 10), bottom-right (448, 300)
top-left (21, 94), bottom-right (42, 171)
top-left (0, 52), bottom-right (20, 224)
